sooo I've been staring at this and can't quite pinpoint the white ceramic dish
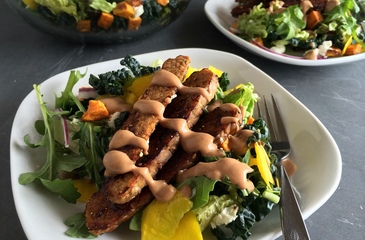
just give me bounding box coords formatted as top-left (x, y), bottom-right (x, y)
top-left (10, 48), bottom-right (342, 240)
top-left (204, 0), bottom-right (365, 66)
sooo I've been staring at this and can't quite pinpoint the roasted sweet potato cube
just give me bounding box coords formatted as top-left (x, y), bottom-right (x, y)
top-left (97, 12), bottom-right (114, 30)
top-left (82, 100), bottom-right (110, 122)
top-left (113, 2), bottom-right (135, 19)
top-left (128, 17), bottom-right (142, 30)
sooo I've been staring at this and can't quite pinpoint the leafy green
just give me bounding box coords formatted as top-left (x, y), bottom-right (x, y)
top-left (120, 55), bottom-right (160, 77)
top-left (89, 0), bottom-right (117, 13)
top-left (211, 208), bottom-right (255, 240)
top-left (56, 69), bottom-right (87, 110)
top-left (89, 55), bottom-right (160, 96)
top-left (89, 69), bottom-right (134, 96)
top-left (65, 212), bottom-right (97, 238)
top-left (178, 176), bottom-right (218, 209)
top-left (20, 69), bottom-right (108, 204)
top-left (269, 5), bottom-right (308, 40)
top-left (19, 82), bottom-right (86, 203)
top-left (34, 0), bottom-right (78, 19)
top-left (193, 195), bottom-right (236, 231)
top-left (237, 3), bottom-right (270, 39)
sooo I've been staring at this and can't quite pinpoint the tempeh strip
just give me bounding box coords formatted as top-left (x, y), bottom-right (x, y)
top-left (85, 105), bottom-right (243, 235)
top-left (106, 68), bottom-right (219, 204)
top-left (114, 55), bottom-right (191, 162)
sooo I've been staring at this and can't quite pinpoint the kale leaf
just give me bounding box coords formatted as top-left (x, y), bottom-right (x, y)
top-left (120, 55), bottom-right (160, 77)
top-left (89, 55), bottom-right (159, 96)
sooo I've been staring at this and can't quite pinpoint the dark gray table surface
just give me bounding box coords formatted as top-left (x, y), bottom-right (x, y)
top-left (1, 1), bottom-right (364, 239)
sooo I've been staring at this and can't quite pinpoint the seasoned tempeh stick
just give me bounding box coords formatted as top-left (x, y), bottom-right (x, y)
top-left (114, 55), bottom-right (191, 162)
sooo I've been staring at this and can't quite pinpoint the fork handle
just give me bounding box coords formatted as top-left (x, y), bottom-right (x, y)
top-left (279, 165), bottom-right (311, 240)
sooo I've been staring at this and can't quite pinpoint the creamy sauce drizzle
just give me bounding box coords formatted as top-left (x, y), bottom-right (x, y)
top-left (177, 158), bottom-right (255, 192)
top-left (103, 150), bottom-right (176, 202)
top-left (109, 130), bottom-right (149, 155)
top-left (133, 99), bottom-right (165, 117)
top-left (207, 99), bottom-right (223, 112)
top-left (99, 97), bottom-right (132, 114)
top-left (228, 129), bottom-right (254, 156)
top-left (151, 69), bottom-right (215, 101)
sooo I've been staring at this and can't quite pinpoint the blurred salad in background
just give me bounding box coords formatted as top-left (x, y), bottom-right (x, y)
top-left (19, 0), bottom-right (187, 32)
top-left (230, 0), bottom-right (365, 60)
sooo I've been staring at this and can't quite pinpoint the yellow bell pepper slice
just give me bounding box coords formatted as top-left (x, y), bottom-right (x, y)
top-left (254, 142), bottom-right (274, 189)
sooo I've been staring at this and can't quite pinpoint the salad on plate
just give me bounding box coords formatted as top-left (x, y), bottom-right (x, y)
top-left (19, 54), bottom-right (286, 239)
top-left (19, 0), bottom-right (185, 32)
top-left (230, 0), bottom-right (365, 60)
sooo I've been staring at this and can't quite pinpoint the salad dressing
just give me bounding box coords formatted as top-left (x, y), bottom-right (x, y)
top-left (228, 129), bottom-right (254, 156)
top-left (325, 0), bottom-right (340, 12)
top-left (109, 130), bottom-right (149, 155)
top-left (207, 99), bottom-right (222, 112)
top-left (177, 158), bottom-right (255, 192)
top-left (133, 99), bottom-right (165, 117)
top-left (300, 0), bottom-right (313, 15)
top-left (103, 150), bottom-right (176, 202)
top-left (99, 97), bottom-right (132, 114)
top-left (151, 69), bottom-right (214, 101)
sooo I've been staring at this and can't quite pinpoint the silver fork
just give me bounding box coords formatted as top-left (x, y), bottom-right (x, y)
top-left (256, 95), bottom-right (311, 240)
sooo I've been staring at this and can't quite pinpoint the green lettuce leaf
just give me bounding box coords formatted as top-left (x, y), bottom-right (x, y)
top-left (193, 195), bottom-right (235, 231)
top-left (34, 0), bottom-right (78, 18)
top-left (89, 0), bottom-right (117, 13)
top-left (236, 3), bottom-right (270, 39)
top-left (270, 5), bottom-right (308, 40)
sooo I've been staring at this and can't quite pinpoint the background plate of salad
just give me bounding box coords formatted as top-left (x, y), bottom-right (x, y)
top-left (205, 0), bottom-right (365, 66)
top-left (10, 48), bottom-right (341, 239)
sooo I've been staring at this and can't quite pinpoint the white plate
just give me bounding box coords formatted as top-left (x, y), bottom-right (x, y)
top-left (10, 48), bottom-right (342, 240)
top-left (205, 0), bottom-right (365, 66)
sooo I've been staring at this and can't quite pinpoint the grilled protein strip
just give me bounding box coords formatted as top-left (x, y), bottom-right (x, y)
top-left (85, 104), bottom-right (243, 235)
top-left (110, 55), bottom-right (191, 163)
top-left (105, 68), bottom-right (220, 204)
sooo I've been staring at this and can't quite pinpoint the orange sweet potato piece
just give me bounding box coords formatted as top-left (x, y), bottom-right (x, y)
top-left (156, 0), bottom-right (169, 6)
top-left (128, 17), bottom-right (142, 30)
top-left (306, 10), bottom-right (323, 30)
top-left (76, 20), bottom-right (91, 32)
top-left (344, 43), bottom-right (362, 56)
top-left (113, 2), bottom-right (135, 19)
top-left (82, 100), bottom-right (110, 122)
top-left (97, 12), bottom-right (114, 30)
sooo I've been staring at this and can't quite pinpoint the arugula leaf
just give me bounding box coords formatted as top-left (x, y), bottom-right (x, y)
top-left (56, 70), bottom-right (87, 110)
top-left (20, 83), bottom-right (86, 203)
top-left (178, 176), bottom-right (218, 209)
top-left (40, 178), bottom-right (80, 203)
top-left (65, 212), bottom-right (97, 238)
